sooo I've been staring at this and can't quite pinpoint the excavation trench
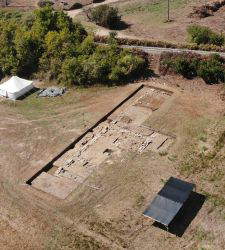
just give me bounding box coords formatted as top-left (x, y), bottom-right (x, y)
top-left (27, 85), bottom-right (175, 199)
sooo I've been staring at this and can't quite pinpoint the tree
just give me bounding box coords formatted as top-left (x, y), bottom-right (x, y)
top-left (77, 35), bottom-right (96, 56)
top-left (32, 7), bottom-right (87, 40)
top-left (0, 7), bottom-right (149, 85)
top-left (110, 52), bottom-right (145, 82)
top-left (0, 21), bottom-right (19, 75)
top-left (39, 30), bottom-right (78, 80)
top-left (14, 30), bottom-right (43, 76)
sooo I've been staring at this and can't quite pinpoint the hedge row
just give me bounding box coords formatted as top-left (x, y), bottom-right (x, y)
top-left (159, 52), bottom-right (225, 84)
top-left (94, 35), bottom-right (225, 53)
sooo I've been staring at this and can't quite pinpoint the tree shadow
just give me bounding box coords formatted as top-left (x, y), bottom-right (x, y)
top-left (69, 3), bottom-right (83, 10)
top-left (93, 0), bottom-right (105, 3)
top-left (112, 21), bottom-right (131, 31)
top-left (153, 191), bottom-right (206, 237)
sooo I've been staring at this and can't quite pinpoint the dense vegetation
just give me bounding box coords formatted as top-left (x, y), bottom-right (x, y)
top-left (187, 25), bottom-right (224, 46)
top-left (87, 5), bottom-right (121, 29)
top-left (160, 52), bottom-right (225, 84)
top-left (0, 7), bottom-right (148, 86)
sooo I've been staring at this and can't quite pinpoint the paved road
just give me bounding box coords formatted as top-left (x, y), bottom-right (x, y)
top-left (97, 42), bottom-right (225, 57)
top-left (122, 44), bottom-right (225, 57)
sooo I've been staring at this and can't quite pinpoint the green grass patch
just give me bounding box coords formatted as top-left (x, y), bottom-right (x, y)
top-left (193, 226), bottom-right (215, 244)
top-left (119, 0), bottom-right (189, 17)
top-left (208, 169), bottom-right (224, 182)
top-left (1, 85), bottom-right (113, 121)
top-left (12, 92), bottom-right (74, 120)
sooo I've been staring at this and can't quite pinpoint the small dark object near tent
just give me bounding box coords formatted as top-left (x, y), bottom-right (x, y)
top-left (143, 177), bottom-right (195, 229)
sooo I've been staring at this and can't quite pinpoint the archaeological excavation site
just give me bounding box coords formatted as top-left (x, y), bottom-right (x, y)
top-left (28, 85), bottom-right (175, 199)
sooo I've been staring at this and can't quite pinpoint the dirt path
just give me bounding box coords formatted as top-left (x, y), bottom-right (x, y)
top-left (95, 27), bottom-right (137, 39)
top-left (67, 0), bottom-right (122, 18)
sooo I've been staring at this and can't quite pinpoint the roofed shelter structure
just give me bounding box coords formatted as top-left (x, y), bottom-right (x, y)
top-left (0, 76), bottom-right (34, 100)
top-left (143, 177), bottom-right (195, 229)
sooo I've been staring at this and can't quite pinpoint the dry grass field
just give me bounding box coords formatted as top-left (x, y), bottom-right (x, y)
top-left (115, 0), bottom-right (225, 43)
top-left (74, 0), bottom-right (225, 43)
top-left (0, 76), bottom-right (225, 249)
top-left (1, 1), bottom-right (225, 249)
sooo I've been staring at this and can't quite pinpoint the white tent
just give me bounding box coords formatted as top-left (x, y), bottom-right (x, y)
top-left (0, 76), bottom-right (34, 100)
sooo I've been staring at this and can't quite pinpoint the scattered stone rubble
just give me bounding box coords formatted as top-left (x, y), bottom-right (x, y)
top-left (37, 87), bottom-right (67, 97)
top-left (53, 87), bottom-right (174, 184)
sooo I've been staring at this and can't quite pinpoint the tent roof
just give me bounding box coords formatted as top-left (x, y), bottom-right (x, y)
top-left (0, 76), bottom-right (33, 94)
top-left (143, 177), bottom-right (195, 227)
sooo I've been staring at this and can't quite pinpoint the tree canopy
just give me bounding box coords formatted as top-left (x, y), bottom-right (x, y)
top-left (0, 7), bottom-right (149, 86)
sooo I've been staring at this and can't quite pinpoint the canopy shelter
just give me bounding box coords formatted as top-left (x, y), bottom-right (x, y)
top-left (143, 177), bottom-right (195, 228)
top-left (0, 76), bottom-right (34, 100)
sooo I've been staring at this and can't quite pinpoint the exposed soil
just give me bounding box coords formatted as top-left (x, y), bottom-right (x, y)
top-left (31, 86), bottom-right (174, 199)
top-left (117, 0), bottom-right (225, 43)
top-left (1, 76), bottom-right (225, 249)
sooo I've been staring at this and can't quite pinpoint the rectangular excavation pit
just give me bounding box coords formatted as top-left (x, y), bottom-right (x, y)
top-left (32, 172), bottom-right (79, 199)
top-left (27, 85), bottom-right (175, 199)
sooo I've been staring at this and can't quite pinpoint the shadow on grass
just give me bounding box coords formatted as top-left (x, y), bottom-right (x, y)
top-left (153, 191), bottom-right (206, 237)
top-left (93, 0), bottom-right (105, 3)
top-left (112, 21), bottom-right (132, 31)
top-left (17, 87), bottom-right (40, 100)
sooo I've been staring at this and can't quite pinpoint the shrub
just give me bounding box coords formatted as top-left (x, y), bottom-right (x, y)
top-left (172, 56), bottom-right (198, 78)
top-left (187, 25), bottom-right (224, 46)
top-left (160, 52), bottom-right (225, 84)
top-left (87, 4), bottom-right (121, 29)
top-left (197, 54), bottom-right (225, 84)
top-left (37, 0), bottom-right (54, 8)
top-left (0, 10), bottom-right (23, 21)
top-left (159, 52), bottom-right (200, 77)
top-left (109, 52), bottom-right (145, 82)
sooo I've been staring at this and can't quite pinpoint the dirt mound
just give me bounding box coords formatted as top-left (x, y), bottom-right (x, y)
top-left (189, 0), bottom-right (225, 18)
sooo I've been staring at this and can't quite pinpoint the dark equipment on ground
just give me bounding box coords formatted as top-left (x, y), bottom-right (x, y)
top-left (143, 177), bottom-right (195, 229)
top-left (37, 87), bottom-right (67, 97)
